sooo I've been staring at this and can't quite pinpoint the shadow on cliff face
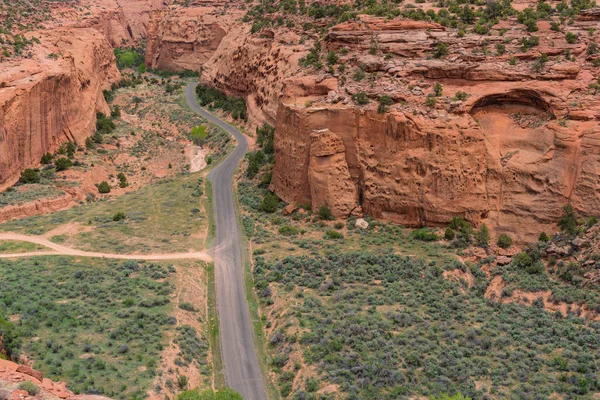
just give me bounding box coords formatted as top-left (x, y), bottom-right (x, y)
top-left (469, 89), bottom-right (555, 118)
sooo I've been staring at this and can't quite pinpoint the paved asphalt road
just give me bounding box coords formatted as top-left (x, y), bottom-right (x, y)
top-left (185, 83), bottom-right (268, 400)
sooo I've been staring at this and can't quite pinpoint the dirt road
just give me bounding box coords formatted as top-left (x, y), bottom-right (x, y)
top-left (185, 84), bottom-right (267, 400)
top-left (0, 233), bottom-right (212, 261)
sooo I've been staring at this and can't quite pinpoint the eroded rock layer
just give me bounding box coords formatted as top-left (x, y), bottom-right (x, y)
top-left (0, 28), bottom-right (120, 189)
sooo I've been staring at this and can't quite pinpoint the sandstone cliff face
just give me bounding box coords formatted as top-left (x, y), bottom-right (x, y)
top-left (145, 7), bottom-right (240, 72)
top-left (270, 13), bottom-right (600, 241)
top-left (145, 5), bottom-right (308, 125)
top-left (0, 28), bottom-right (120, 189)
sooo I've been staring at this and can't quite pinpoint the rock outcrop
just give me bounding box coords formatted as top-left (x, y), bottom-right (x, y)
top-left (268, 14), bottom-right (600, 242)
top-left (0, 28), bottom-right (120, 189)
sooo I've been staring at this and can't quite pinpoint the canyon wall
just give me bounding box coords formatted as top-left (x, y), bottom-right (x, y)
top-left (0, 28), bottom-right (120, 189)
top-left (145, 6), bottom-right (308, 125)
top-left (270, 14), bottom-right (600, 241)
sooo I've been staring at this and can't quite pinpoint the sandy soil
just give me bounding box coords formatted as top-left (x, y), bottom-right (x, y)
top-left (0, 232), bottom-right (211, 262)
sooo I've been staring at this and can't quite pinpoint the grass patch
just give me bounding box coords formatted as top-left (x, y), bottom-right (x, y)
top-left (0, 174), bottom-right (208, 254)
top-left (0, 240), bottom-right (45, 254)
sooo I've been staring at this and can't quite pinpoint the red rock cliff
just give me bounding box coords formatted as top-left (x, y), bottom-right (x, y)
top-left (0, 28), bottom-right (120, 189)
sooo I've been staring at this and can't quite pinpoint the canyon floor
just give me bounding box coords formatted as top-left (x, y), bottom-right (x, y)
top-left (3, 0), bottom-right (600, 399)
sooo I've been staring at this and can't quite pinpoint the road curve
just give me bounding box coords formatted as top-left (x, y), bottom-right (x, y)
top-left (0, 233), bottom-right (212, 261)
top-left (185, 84), bottom-right (267, 400)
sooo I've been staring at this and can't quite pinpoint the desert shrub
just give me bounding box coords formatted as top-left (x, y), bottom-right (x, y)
top-left (538, 232), bottom-right (549, 242)
top-left (497, 233), bottom-right (512, 248)
top-left (96, 112), bottom-right (115, 135)
top-left (254, 250), bottom-right (600, 398)
top-left (476, 224), bottom-right (490, 247)
top-left (54, 157), bottom-right (72, 172)
top-left (425, 96), bottom-right (437, 108)
top-left (19, 169), bottom-right (40, 184)
top-left (179, 302), bottom-right (196, 312)
top-left (352, 91), bottom-right (369, 105)
top-left (433, 82), bottom-right (443, 96)
top-left (260, 192), bottom-right (280, 213)
top-left (40, 152), bottom-right (53, 164)
top-left (279, 225), bottom-right (299, 236)
top-left (0, 315), bottom-right (20, 360)
top-left (352, 67), bottom-right (366, 81)
top-left (256, 123), bottom-right (275, 154)
top-left (246, 151), bottom-right (266, 178)
top-left (454, 91), bottom-right (469, 101)
top-left (117, 172), bottom-right (128, 188)
top-left (112, 211), bottom-right (126, 221)
top-left (317, 205), bottom-right (333, 220)
top-left (433, 42), bottom-right (449, 58)
top-left (565, 32), bottom-right (578, 43)
top-left (18, 381), bottom-right (39, 396)
top-left (377, 95), bottom-right (393, 113)
top-left (512, 252), bottom-right (532, 269)
top-left (97, 181), bottom-right (111, 194)
top-left (444, 228), bottom-right (455, 240)
top-left (111, 105), bottom-right (121, 119)
top-left (411, 228), bottom-right (439, 242)
top-left (324, 229), bottom-right (343, 239)
top-left (558, 204), bottom-right (578, 235)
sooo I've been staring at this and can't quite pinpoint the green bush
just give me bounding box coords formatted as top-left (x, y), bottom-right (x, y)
top-left (40, 152), bottom-right (53, 164)
top-left (19, 169), bottom-right (40, 184)
top-left (96, 112), bottom-right (115, 135)
top-left (558, 204), bottom-right (578, 235)
top-left (444, 228), bottom-right (455, 240)
top-left (453, 91), bottom-right (469, 101)
top-left (260, 192), bottom-right (280, 213)
top-left (324, 229), bottom-right (343, 239)
top-left (497, 233), bottom-right (513, 248)
top-left (411, 228), bottom-right (439, 242)
top-left (352, 91), bottom-right (369, 105)
top-left (97, 181), bottom-right (111, 194)
top-left (0, 315), bottom-right (21, 360)
top-left (476, 224), bottom-right (490, 247)
top-left (54, 157), bottom-right (72, 172)
top-left (433, 42), bottom-right (449, 58)
top-left (112, 211), bottom-right (126, 221)
top-left (179, 302), bottom-right (196, 312)
top-left (18, 381), bottom-right (39, 396)
top-left (433, 82), bottom-right (443, 96)
top-left (279, 225), bottom-right (299, 236)
top-left (317, 205), bottom-right (333, 220)
top-left (565, 32), bottom-right (578, 43)
top-left (538, 232), bottom-right (549, 242)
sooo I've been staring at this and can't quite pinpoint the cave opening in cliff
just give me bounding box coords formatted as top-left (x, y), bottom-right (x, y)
top-left (469, 89), bottom-right (555, 119)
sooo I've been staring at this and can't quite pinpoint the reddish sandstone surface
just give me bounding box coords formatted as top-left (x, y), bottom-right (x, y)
top-left (4, 0), bottom-right (600, 243)
top-left (0, 358), bottom-right (110, 399)
top-left (0, 28), bottom-right (120, 190)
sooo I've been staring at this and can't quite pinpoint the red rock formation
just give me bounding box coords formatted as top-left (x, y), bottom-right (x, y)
top-left (0, 28), bottom-right (120, 189)
top-left (267, 14), bottom-right (600, 242)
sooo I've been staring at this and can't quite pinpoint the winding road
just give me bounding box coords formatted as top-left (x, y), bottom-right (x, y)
top-left (185, 84), bottom-right (267, 400)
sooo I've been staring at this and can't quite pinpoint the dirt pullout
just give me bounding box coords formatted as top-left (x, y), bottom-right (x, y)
top-left (0, 232), bottom-right (211, 262)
